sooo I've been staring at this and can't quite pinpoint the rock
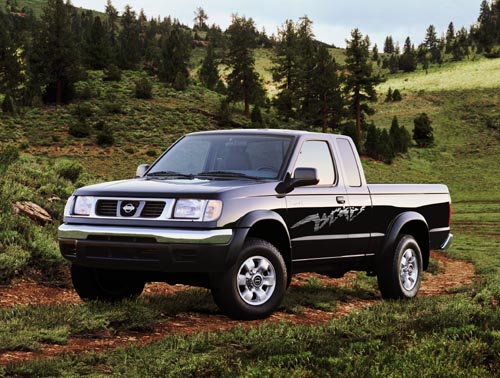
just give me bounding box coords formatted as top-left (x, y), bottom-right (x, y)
top-left (12, 201), bottom-right (52, 224)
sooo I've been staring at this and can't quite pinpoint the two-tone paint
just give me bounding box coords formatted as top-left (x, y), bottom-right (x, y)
top-left (58, 129), bottom-right (453, 284)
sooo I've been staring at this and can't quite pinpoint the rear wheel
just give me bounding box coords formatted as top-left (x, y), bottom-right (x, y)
top-left (71, 265), bottom-right (145, 301)
top-left (211, 238), bottom-right (287, 320)
top-left (377, 235), bottom-right (423, 299)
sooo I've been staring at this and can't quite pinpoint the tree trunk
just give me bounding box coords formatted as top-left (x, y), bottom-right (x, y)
top-left (56, 79), bottom-right (62, 106)
top-left (355, 89), bottom-right (361, 145)
top-left (322, 93), bottom-right (328, 133)
top-left (244, 93), bottom-right (250, 116)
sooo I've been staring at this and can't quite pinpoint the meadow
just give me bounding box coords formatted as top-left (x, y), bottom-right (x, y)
top-left (0, 51), bottom-right (500, 376)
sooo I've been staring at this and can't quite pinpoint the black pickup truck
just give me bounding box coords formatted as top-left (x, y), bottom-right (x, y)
top-left (59, 129), bottom-right (453, 319)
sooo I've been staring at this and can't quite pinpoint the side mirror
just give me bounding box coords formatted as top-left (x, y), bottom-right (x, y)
top-left (275, 168), bottom-right (319, 194)
top-left (136, 164), bottom-right (150, 177)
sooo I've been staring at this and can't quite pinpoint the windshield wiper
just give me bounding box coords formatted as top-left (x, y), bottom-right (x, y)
top-left (197, 171), bottom-right (261, 180)
top-left (146, 171), bottom-right (195, 179)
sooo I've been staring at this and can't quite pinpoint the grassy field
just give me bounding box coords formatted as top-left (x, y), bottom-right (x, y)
top-left (1, 41), bottom-right (500, 374)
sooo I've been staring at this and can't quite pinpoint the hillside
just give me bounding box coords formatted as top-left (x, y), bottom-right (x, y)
top-left (366, 57), bottom-right (500, 203)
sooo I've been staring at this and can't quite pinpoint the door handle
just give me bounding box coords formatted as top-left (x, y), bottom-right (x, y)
top-left (336, 196), bottom-right (346, 205)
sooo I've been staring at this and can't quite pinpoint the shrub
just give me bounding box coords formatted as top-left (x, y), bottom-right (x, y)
top-left (146, 149), bottom-right (157, 157)
top-left (173, 72), bottom-right (188, 91)
top-left (135, 78), bottom-right (153, 99)
top-left (392, 89), bottom-right (402, 101)
top-left (54, 159), bottom-right (84, 183)
top-left (102, 101), bottom-right (124, 115)
top-left (0, 145), bottom-right (20, 167)
top-left (75, 83), bottom-right (92, 100)
top-left (385, 87), bottom-right (393, 103)
top-left (217, 98), bottom-right (232, 127)
top-left (69, 120), bottom-right (90, 138)
top-left (103, 64), bottom-right (122, 82)
top-left (2, 93), bottom-right (15, 114)
top-left (71, 102), bottom-right (93, 120)
top-left (251, 105), bottom-right (263, 126)
top-left (0, 244), bottom-right (30, 283)
top-left (95, 124), bottom-right (115, 147)
top-left (413, 113), bottom-right (434, 147)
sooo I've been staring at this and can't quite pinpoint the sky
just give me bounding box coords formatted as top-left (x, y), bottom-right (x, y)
top-left (71, 0), bottom-right (484, 48)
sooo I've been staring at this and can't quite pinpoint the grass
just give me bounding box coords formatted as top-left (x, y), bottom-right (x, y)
top-left (378, 57), bottom-right (500, 93)
top-left (2, 38), bottom-right (500, 374)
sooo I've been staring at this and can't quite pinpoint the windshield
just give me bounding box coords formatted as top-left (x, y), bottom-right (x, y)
top-left (147, 133), bottom-right (293, 179)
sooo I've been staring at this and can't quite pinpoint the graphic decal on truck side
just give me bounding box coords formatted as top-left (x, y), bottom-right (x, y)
top-left (291, 206), bottom-right (366, 232)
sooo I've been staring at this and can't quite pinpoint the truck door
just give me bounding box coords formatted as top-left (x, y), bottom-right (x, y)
top-left (334, 138), bottom-right (372, 255)
top-left (285, 139), bottom-right (351, 264)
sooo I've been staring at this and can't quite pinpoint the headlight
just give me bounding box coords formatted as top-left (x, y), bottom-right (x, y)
top-left (73, 196), bottom-right (94, 216)
top-left (173, 199), bottom-right (222, 221)
top-left (63, 196), bottom-right (75, 217)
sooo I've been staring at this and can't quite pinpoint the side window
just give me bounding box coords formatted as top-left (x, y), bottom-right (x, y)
top-left (294, 140), bottom-right (335, 185)
top-left (337, 138), bottom-right (362, 187)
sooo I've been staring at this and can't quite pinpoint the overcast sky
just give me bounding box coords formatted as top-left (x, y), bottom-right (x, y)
top-left (71, 0), bottom-right (483, 48)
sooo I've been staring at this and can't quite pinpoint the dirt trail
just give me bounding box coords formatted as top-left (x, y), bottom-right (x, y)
top-left (0, 251), bottom-right (476, 365)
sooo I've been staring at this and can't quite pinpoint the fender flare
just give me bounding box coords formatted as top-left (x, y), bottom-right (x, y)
top-left (379, 211), bottom-right (430, 268)
top-left (224, 210), bottom-right (291, 270)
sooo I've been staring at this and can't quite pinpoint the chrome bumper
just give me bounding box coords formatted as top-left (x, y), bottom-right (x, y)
top-left (58, 224), bottom-right (233, 245)
top-left (440, 233), bottom-right (453, 250)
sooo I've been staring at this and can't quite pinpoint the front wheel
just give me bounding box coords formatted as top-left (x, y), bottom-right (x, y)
top-left (211, 238), bottom-right (287, 320)
top-left (71, 265), bottom-right (145, 302)
top-left (377, 235), bottom-right (423, 299)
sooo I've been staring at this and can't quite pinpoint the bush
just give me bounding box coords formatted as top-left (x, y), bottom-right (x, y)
top-left (2, 93), bottom-right (15, 114)
top-left (0, 244), bottom-right (30, 283)
top-left (392, 89), bottom-right (402, 101)
top-left (69, 120), bottom-right (90, 138)
top-left (0, 145), bottom-right (20, 167)
top-left (54, 159), bottom-right (84, 183)
top-left (75, 83), bottom-right (92, 100)
top-left (413, 113), bottom-right (434, 147)
top-left (103, 64), bottom-right (122, 82)
top-left (251, 105), bottom-right (263, 126)
top-left (102, 101), bottom-right (124, 115)
top-left (146, 149), bottom-right (157, 157)
top-left (95, 124), bottom-right (115, 147)
top-left (173, 72), bottom-right (188, 91)
top-left (217, 98), bottom-right (232, 127)
top-left (135, 77), bottom-right (153, 99)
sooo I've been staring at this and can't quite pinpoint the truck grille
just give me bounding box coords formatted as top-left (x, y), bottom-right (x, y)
top-left (93, 199), bottom-right (170, 219)
top-left (96, 200), bottom-right (118, 216)
top-left (141, 201), bottom-right (166, 218)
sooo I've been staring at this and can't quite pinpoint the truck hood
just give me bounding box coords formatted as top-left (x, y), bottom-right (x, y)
top-left (74, 177), bottom-right (275, 198)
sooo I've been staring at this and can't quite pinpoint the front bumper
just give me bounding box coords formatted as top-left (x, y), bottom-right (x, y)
top-left (58, 224), bottom-right (235, 272)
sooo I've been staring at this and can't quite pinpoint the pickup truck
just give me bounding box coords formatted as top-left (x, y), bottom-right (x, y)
top-left (59, 129), bottom-right (453, 319)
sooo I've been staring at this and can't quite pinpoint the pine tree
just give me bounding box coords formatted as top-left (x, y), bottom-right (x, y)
top-left (364, 123), bottom-right (380, 158)
top-left (31, 0), bottom-right (80, 104)
top-left (379, 129), bottom-right (394, 164)
top-left (159, 24), bottom-right (191, 87)
top-left (424, 24), bottom-right (441, 63)
top-left (226, 14), bottom-right (265, 116)
top-left (372, 44), bottom-right (379, 61)
top-left (0, 13), bottom-right (24, 102)
top-left (474, 0), bottom-right (495, 52)
top-left (399, 37), bottom-right (417, 72)
top-left (344, 28), bottom-right (380, 145)
top-left (199, 42), bottom-right (219, 90)
top-left (383, 36), bottom-right (395, 54)
top-left (272, 19), bottom-right (299, 119)
top-left (193, 7), bottom-right (208, 30)
top-left (105, 0), bottom-right (119, 64)
top-left (445, 22), bottom-right (455, 53)
top-left (85, 16), bottom-right (110, 69)
top-left (413, 113), bottom-right (434, 147)
top-left (309, 45), bottom-right (343, 132)
top-left (118, 5), bottom-right (141, 70)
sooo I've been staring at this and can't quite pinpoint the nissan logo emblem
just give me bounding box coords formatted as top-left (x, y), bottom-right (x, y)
top-left (122, 203), bottom-right (136, 213)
